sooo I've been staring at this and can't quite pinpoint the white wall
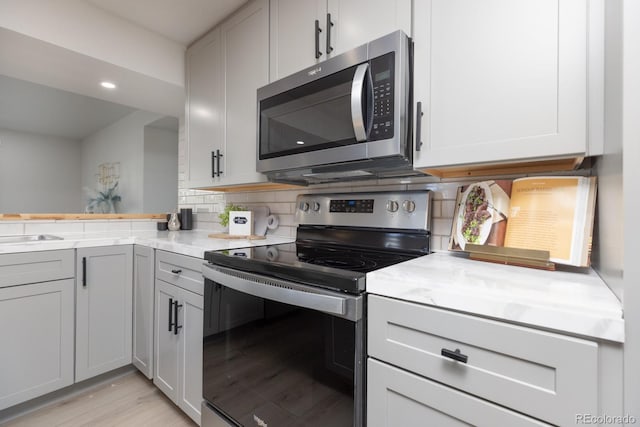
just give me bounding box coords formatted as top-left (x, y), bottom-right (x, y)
top-left (81, 111), bottom-right (163, 213)
top-left (0, 128), bottom-right (82, 213)
top-left (592, 0), bottom-right (624, 300)
top-left (623, 0), bottom-right (640, 418)
top-left (143, 126), bottom-right (179, 213)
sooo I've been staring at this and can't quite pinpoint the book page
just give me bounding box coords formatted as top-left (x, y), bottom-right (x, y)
top-left (504, 177), bottom-right (581, 262)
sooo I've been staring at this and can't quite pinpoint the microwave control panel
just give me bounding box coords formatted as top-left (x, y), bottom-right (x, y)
top-left (370, 52), bottom-right (395, 141)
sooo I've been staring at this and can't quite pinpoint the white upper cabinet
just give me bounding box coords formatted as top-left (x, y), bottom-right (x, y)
top-left (270, 0), bottom-right (327, 80)
top-left (413, 0), bottom-right (603, 170)
top-left (270, 0), bottom-right (411, 81)
top-left (185, 0), bottom-right (269, 189)
top-left (219, 0), bottom-right (270, 187)
top-left (185, 28), bottom-right (224, 189)
top-left (326, 0), bottom-right (412, 57)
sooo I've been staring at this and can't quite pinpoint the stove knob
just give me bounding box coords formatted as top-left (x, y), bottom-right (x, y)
top-left (311, 202), bottom-right (321, 212)
top-left (299, 201), bottom-right (310, 212)
top-left (386, 200), bottom-right (399, 212)
top-left (402, 200), bottom-right (416, 213)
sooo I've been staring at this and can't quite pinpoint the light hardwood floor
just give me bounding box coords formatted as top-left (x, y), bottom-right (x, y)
top-left (2, 372), bottom-right (196, 427)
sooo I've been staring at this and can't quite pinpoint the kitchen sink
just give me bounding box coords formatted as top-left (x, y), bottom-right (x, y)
top-left (0, 234), bottom-right (64, 244)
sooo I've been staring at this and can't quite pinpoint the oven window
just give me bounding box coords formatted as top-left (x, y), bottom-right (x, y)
top-left (259, 65), bottom-right (364, 159)
top-left (203, 283), bottom-right (357, 427)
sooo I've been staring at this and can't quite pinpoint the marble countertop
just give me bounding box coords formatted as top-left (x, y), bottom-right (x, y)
top-left (366, 251), bottom-right (624, 343)
top-left (0, 230), bottom-right (294, 259)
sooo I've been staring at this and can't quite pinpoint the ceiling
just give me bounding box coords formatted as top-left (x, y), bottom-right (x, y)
top-left (0, 74), bottom-right (136, 140)
top-left (0, 1), bottom-right (245, 138)
top-left (86, 0), bottom-right (248, 45)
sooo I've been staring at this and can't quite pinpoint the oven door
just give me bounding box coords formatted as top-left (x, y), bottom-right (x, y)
top-left (202, 263), bottom-right (364, 427)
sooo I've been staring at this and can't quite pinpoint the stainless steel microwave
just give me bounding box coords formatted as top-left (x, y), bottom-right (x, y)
top-left (257, 30), bottom-right (414, 185)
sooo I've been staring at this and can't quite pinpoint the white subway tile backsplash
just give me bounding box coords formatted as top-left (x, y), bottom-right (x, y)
top-left (274, 190), bottom-right (299, 202)
top-left (277, 214), bottom-right (295, 227)
top-left (107, 221), bottom-right (132, 232)
top-left (431, 200), bottom-right (442, 218)
top-left (131, 221), bottom-right (157, 231)
top-left (0, 223), bottom-right (24, 235)
top-left (83, 221), bottom-right (110, 233)
top-left (432, 218), bottom-right (454, 236)
top-left (442, 200), bottom-right (457, 218)
top-left (247, 191), bottom-right (276, 203)
top-left (25, 221), bottom-right (84, 235)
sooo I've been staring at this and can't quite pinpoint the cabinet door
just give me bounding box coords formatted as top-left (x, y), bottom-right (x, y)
top-left (154, 280), bottom-right (180, 402)
top-left (133, 245), bottom-right (155, 379)
top-left (413, 0), bottom-right (588, 169)
top-left (76, 246), bottom-right (133, 382)
top-left (176, 286), bottom-right (204, 425)
top-left (270, 0), bottom-right (327, 80)
top-left (219, 0), bottom-right (270, 187)
top-left (186, 28), bottom-right (225, 188)
top-left (0, 280), bottom-right (74, 410)
top-left (327, 0), bottom-right (411, 56)
top-left (367, 359), bottom-right (550, 427)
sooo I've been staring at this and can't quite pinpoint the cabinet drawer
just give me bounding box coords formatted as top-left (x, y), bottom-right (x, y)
top-left (368, 295), bottom-right (598, 426)
top-left (0, 249), bottom-right (74, 288)
top-left (367, 358), bottom-right (550, 427)
top-left (156, 250), bottom-right (203, 295)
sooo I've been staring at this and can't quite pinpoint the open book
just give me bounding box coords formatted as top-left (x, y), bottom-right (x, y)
top-left (448, 176), bottom-right (597, 267)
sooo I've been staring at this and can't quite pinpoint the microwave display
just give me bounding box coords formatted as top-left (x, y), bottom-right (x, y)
top-left (375, 70), bottom-right (391, 82)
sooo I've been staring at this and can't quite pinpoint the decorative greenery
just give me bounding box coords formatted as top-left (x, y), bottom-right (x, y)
top-left (219, 204), bottom-right (246, 227)
top-left (86, 181), bottom-right (122, 214)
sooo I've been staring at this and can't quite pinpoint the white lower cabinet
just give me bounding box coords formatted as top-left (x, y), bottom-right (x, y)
top-left (133, 245), bottom-right (155, 379)
top-left (154, 250), bottom-right (203, 425)
top-left (367, 359), bottom-right (549, 427)
top-left (75, 245), bottom-right (133, 382)
top-left (367, 295), bottom-right (621, 426)
top-left (0, 279), bottom-right (75, 410)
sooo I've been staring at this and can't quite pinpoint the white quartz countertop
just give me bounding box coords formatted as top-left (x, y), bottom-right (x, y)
top-left (366, 251), bottom-right (624, 343)
top-left (0, 229), bottom-right (294, 258)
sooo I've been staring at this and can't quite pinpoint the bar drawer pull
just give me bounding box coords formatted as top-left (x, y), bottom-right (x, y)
top-left (173, 302), bottom-right (183, 335)
top-left (171, 269), bottom-right (182, 274)
top-left (82, 257), bottom-right (87, 287)
top-left (441, 348), bottom-right (468, 363)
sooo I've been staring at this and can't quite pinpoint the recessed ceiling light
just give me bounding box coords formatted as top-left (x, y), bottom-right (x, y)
top-left (100, 81), bottom-right (116, 89)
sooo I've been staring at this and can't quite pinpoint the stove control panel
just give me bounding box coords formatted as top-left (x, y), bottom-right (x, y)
top-left (295, 190), bottom-right (431, 231)
top-left (330, 199), bottom-right (374, 213)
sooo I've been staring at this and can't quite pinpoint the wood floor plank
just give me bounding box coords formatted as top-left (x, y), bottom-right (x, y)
top-left (2, 372), bottom-right (196, 427)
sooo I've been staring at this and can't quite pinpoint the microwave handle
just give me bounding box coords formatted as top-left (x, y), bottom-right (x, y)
top-left (351, 63), bottom-right (370, 142)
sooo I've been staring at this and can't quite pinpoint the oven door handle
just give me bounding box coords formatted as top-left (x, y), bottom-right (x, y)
top-left (203, 264), bottom-right (348, 316)
top-left (351, 63), bottom-right (370, 142)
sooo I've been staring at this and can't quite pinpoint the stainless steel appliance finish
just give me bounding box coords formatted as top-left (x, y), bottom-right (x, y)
top-left (202, 191), bottom-right (431, 427)
top-left (296, 190), bottom-right (430, 231)
top-left (256, 31), bottom-right (415, 185)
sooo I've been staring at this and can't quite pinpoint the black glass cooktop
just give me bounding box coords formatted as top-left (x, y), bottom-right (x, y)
top-left (205, 241), bottom-right (423, 294)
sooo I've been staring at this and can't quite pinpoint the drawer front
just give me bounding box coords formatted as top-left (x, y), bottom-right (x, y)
top-left (156, 250), bottom-right (203, 295)
top-left (368, 295), bottom-right (598, 426)
top-left (367, 359), bottom-right (550, 427)
top-left (0, 249), bottom-right (74, 287)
